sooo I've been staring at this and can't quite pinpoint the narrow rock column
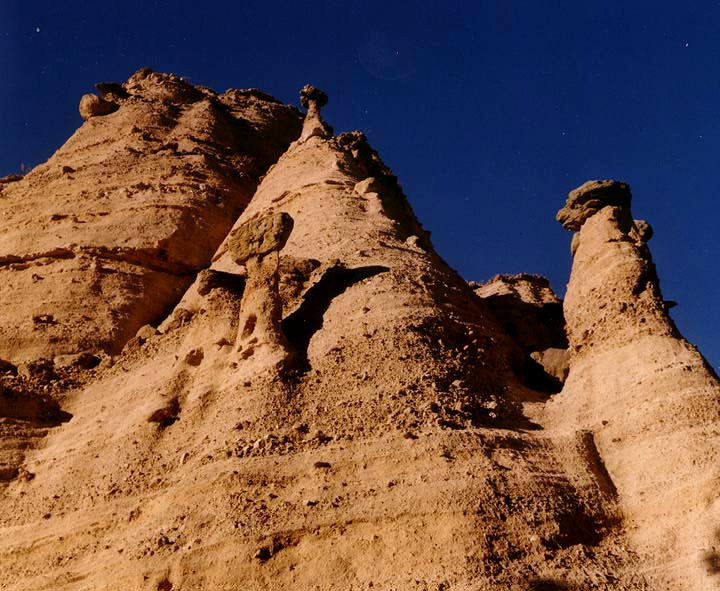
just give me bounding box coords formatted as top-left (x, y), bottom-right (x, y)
top-left (297, 84), bottom-right (332, 143)
top-left (556, 180), bottom-right (672, 351)
top-left (212, 211), bottom-right (294, 364)
top-left (551, 179), bottom-right (720, 590)
top-left (236, 252), bottom-right (287, 359)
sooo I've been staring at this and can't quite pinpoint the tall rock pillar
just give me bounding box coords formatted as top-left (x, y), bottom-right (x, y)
top-left (550, 180), bottom-right (720, 590)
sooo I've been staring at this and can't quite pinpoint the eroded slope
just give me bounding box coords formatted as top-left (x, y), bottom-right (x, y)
top-left (0, 68), bottom-right (301, 363)
top-left (0, 84), bottom-right (646, 590)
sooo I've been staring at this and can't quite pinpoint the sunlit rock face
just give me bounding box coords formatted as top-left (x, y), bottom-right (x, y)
top-left (0, 77), bottom-right (718, 591)
top-left (0, 68), bottom-right (302, 363)
top-left (547, 179), bottom-right (720, 591)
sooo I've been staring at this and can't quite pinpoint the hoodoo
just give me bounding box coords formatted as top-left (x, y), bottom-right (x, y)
top-left (548, 179), bottom-right (720, 590)
top-left (0, 73), bottom-right (717, 590)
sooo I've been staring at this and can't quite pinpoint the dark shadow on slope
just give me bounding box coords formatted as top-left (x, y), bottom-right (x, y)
top-left (579, 430), bottom-right (618, 500)
top-left (477, 293), bottom-right (568, 400)
top-left (547, 507), bottom-right (604, 549)
top-left (482, 296), bottom-right (567, 353)
top-left (0, 387), bottom-right (72, 426)
top-left (702, 528), bottom-right (720, 576)
top-left (522, 356), bottom-right (564, 394)
top-left (147, 396), bottom-right (180, 429)
top-left (282, 265), bottom-right (390, 370)
top-left (196, 268), bottom-right (246, 297)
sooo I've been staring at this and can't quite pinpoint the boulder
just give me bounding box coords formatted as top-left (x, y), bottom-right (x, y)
top-left (78, 94), bottom-right (118, 120)
top-left (53, 351), bottom-right (101, 370)
top-left (530, 347), bottom-right (569, 383)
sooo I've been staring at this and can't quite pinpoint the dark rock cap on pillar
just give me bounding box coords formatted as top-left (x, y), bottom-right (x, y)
top-left (213, 211), bottom-right (294, 266)
top-left (300, 85), bottom-right (328, 109)
top-left (556, 180), bottom-right (632, 231)
top-left (298, 85), bottom-right (332, 142)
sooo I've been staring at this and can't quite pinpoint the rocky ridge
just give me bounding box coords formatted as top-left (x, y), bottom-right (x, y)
top-left (0, 70), bottom-right (717, 591)
top-left (0, 68), bottom-right (301, 363)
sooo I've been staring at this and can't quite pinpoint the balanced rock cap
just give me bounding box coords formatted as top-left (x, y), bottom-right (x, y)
top-left (213, 211), bottom-right (294, 265)
top-left (556, 179), bottom-right (632, 231)
top-left (300, 85), bottom-right (328, 109)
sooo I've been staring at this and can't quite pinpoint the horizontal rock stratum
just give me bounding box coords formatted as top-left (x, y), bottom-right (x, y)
top-left (0, 69), bottom-right (718, 591)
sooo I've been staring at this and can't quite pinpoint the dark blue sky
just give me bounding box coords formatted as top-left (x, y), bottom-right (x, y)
top-left (2, 1), bottom-right (719, 368)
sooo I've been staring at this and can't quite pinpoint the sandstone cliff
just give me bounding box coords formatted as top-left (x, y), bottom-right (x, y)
top-left (0, 68), bottom-right (301, 363)
top-left (0, 71), bottom-right (717, 591)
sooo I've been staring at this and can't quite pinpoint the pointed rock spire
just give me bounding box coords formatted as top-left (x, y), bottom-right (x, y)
top-left (298, 84), bottom-right (333, 143)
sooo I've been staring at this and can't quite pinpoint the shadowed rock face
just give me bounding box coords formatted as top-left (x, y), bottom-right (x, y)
top-left (0, 69), bottom-right (302, 362)
top-left (473, 274), bottom-right (568, 393)
top-left (547, 179), bottom-right (720, 590)
top-left (473, 273), bottom-right (566, 353)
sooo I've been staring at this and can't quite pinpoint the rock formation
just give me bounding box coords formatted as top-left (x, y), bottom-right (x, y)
top-left (219, 210), bottom-right (295, 364)
top-left (297, 84), bottom-right (333, 143)
top-left (0, 67), bottom-right (301, 363)
top-left (0, 73), bottom-right (717, 591)
top-left (78, 93), bottom-right (119, 120)
top-left (473, 274), bottom-right (568, 393)
top-left (546, 180), bottom-right (720, 590)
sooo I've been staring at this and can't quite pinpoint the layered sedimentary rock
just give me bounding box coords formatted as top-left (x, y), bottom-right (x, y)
top-left (546, 180), bottom-right (720, 590)
top-left (0, 68), bottom-right (301, 363)
top-left (473, 274), bottom-right (568, 392)
top-left (0, 74), bottom-right (717, 590)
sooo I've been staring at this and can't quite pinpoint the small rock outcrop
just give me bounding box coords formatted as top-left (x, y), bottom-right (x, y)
top-left (78, 93), bottom-right (118, 120)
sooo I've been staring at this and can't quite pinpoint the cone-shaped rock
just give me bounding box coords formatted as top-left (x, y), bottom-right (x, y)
top-left (0, 68), bottom-right (301, 363)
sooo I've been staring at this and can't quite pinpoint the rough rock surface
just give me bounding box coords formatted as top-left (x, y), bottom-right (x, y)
top-left (0, 76), bottom-right (717, 590)
top-left (543, 180), bottom-right (720, 590)
top-left (214, 211), bottom-right (294, 265)
top-left (0, 68), bottom-right (301, 363)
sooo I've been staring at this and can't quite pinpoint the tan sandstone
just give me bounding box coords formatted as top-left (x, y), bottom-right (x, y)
top-left (0, 77), bottom-right (716, 591)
